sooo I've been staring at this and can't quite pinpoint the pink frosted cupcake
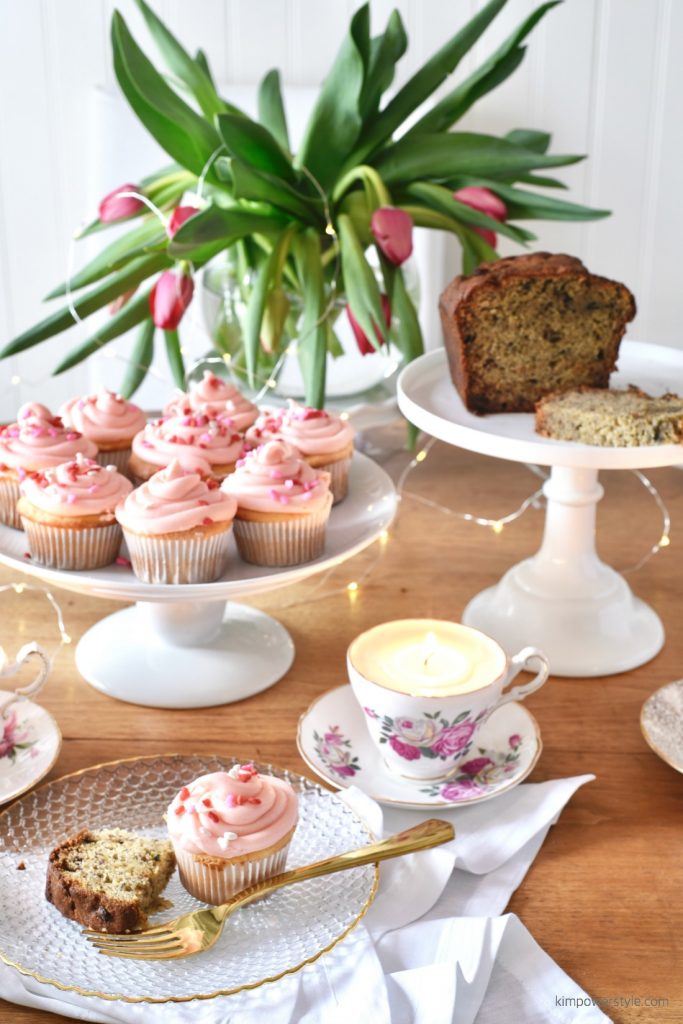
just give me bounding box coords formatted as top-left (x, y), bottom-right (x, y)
top-left (222, 440), bottom-right (332, 566)
top-left (17, 455), bottom-right (132, 569)
top-left (60, 390), bottom-right (146, 476)
top-left (276, 401), bottom-right (354, 504)
top-left (165, 371), bottom-right (258, 432)
top-left (116, 460), bottom-right (237, 584)
top-left (0, 403), bottom-right (98, 530)
top-left (128, 413), bottom-right (244, 485)
top-left (166, 764), bottom-right (298, 905)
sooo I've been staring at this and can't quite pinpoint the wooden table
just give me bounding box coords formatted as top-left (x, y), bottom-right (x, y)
top-left (1, 433), bottom-right (682, 1023)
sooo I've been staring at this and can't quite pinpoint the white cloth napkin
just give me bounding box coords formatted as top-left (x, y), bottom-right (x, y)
top-left (1, 775), bottom-right (610, 1023)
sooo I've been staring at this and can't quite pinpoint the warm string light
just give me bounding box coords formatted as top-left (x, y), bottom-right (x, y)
top-left (0, 583), bottom-right (71, 654)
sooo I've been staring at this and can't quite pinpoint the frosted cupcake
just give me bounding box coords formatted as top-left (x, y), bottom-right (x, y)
top-left (60, 390), bottom-right (146, 476)
top-left (116, 459), bottom-right (237, 584)
top-left (222, 440), bottom-right (332, 566)
top-left (0, 403), bottom-right (98, 530)
top-left (165, 371), bottom-right (258, 432)
top-left (17, 455), bottom-right (132, 570)
top-left (166, 764), bottom-right (298, 905)
top-left (276, 401), bottom-right (355, 504)
top-left (128, 413), bottom-right (244, 484)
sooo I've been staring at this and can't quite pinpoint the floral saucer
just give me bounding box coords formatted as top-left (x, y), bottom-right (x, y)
top-left (297, 685), bottom-right (542, 809)
top-left (0, 700), bottom-right (61, 804)
top-left (641, 679), bottom-right (683, 773)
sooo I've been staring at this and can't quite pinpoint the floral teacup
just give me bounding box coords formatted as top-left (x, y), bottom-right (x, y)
top-left (347, 623), bottom-right (549, 782)
top-left (0, 642), bottom-right (51, 718)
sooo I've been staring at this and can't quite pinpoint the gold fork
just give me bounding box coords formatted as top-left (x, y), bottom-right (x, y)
top-left (84, 818), bottom-right (454, 961)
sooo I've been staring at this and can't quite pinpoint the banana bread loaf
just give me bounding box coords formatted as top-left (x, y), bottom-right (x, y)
top-left (46, 828), bottom-right (176, 933)
top-left (439, 252), bottom-right (636, 414)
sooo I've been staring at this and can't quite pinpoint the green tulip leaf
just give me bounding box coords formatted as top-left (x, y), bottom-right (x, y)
top-left (1, 254), bottom-right (169, 359)
top-left (295, 229), bottom-right (327, 408)
top-left (390, 266), bottom-right (423, 364)
top-left (258, 69), bottom-right (290, 154)
top-left (168, 203), bottom-right (287, 258)
top-left (447, 178), bottom-right (610, 221)
top-left (505, 128), bottom-right (552, 154)
top-left (132, 0), bottom-right (230, 120)
top-left (337, 213), bottom-right (388, 351)
top-left (405, 182), bottom-right (536, 244)
top-left (112, 11), bottom-right (221, 177)
top-left (360, 10), bottom-right (408, 120)
top-left (120, 318), bottom-right (155, 398)
top-left (374, 133), bottom-right (585, 186)
top-left (217, 113), bottom-right (296, 184)
top-left (242, 226), bottom-right (297, 386)
top-left (164, 328), bottom-right (185, 388)
top-left (229, 160), bottom-right (319, 224)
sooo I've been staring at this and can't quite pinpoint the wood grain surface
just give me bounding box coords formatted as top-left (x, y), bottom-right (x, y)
top-left (1, 430), bottom-right (681, 1023)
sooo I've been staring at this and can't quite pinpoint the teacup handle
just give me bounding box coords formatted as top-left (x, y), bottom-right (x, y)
top-left (496, 646), bottom-right (549, 707)
top-left (0, 642), bottom-right (51, 716)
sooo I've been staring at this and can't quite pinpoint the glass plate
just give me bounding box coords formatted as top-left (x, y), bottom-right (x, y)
top-left (0, 754), bottom-right (378, 1003)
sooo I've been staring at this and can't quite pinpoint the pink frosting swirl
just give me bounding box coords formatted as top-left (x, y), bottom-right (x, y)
top-left (116, 459), bottom-right (236, 535)
top-left (19, 455), bottom-right (132, 517)
top-left (244, 408), bottom-right (285, 450)
top-left (166, 765), bottom-right (298, 858)
top-left (131, 413), bottom-right (244, 475)
top-left (60, 390), bottom-right (146, 445)
top-left (165, 372), bottom-right (258, 431)
top-left (222, 440), bottom-right (331, 514)
top-left (0, 403), bottom-right (97, 471)
top-left (277, 401), bottom-right (354, 456)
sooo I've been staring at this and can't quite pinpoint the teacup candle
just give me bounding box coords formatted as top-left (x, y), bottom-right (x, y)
top-left (347, 620), bottom-right (549, 781)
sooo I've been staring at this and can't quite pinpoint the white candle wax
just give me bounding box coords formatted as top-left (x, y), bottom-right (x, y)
top-left (349, 620), bottom-right (507, 697)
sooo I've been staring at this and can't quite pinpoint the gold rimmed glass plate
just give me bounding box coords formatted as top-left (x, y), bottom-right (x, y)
top-left (0, 754), bottom-right (378, 1003)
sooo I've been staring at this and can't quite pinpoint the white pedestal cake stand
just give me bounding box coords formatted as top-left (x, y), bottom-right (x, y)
top-left (0, 454), bottom-right (396, 708)
top-left (398, 340), bottom-right (683, 677)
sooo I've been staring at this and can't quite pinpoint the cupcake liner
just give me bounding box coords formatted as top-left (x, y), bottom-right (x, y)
top-left (95, 447), bottom-right (132, 477)
top-left (0, 478), bottom-right (22, 530)
top-left (20, 518), bottom-right (122, 570)
top-left (122, 527), bottom-right (231, 584)
top-left (174, 840), bottom-right (292, 905)
top-left (320, 456), bottom-right (351, 505)
top-left (232, 499), bottom-right (331, 567)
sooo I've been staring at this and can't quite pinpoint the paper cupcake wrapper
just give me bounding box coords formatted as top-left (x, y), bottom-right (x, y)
top-left (95, 447), bottom-right (132, 477)
top-left (320, 456), bottom-right (351, 505)
top-left (174, 841), bottom-right (291, 905)
top-left (20, 518), bottom-right (122, 570)
top-left (232, 500), bottom-right (331, 567)
top-left (122, 527), bottom-right (231, 584)
top-left (0, 479), bottom-right (22, 530)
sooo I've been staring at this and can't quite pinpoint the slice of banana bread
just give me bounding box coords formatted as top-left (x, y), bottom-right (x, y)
top-left (46, 828), bottom-right (176, 933)
top-left (439, 252), bottom-right (636, 414)
top-left (535, 386), bottom-right (683, 446)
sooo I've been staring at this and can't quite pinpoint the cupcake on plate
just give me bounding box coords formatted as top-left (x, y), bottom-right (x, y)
top-left (59, 390), bottom-right (146, 476)
top-left (128, 413), bottom-right (244, 485)
top-left (17, 455), bottom-right (132, 569)
top-left (276, 401), bottom-right (355, 504)
top-left (116, 459), bottom-right (237, 584)
top-left (222, 440), bottom-right (332, 566)
top-left (0, 403), bottom-right (98, 530)
top-left (166, 763), bottom-right (298, 905)
top-left (165, 371), bottom-right (258, 432)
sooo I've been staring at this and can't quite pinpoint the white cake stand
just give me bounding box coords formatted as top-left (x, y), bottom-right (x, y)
top-left (0, 454), bottom-right (396, 708)
top-left (398, 340), bottom-right (683, 677)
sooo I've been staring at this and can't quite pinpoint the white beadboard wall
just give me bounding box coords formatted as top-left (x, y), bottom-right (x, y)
top-left (0, 0), bottom-right (681, 419)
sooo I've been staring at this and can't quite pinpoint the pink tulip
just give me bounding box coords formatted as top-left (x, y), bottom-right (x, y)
top-left (452, 186), bottom-right (508, 247)
top-left (167, 206), bottom-right (198, 238)
top-left (98, 183), bottom-right (145, 223)
top-left (370, 208), bottom-right (414, 266)
top-left (150, 269), bottom-right (194, 330)
top-left (347, 295), bottom-right (391, 356)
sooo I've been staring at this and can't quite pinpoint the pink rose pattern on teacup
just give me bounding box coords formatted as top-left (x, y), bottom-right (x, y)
top-left (313, 725), bottom-right (361, 778)
top-left (366, 707), bottom-right (489, 765)
top-left (420, 733), bottom-right (524, 801)
top-left (0, 708), bottom-right (35, 764)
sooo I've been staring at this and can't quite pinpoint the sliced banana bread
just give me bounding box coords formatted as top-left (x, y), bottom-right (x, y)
top-left (46, 828), bottom-right (176, 933)
top-left (535, 386), bottom-right (683, 446)
top-left (439, 252), bottom-right (636, 414)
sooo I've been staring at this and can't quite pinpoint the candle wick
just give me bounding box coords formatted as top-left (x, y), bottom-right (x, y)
top-left (422, 652), bottom-right (435, 672)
